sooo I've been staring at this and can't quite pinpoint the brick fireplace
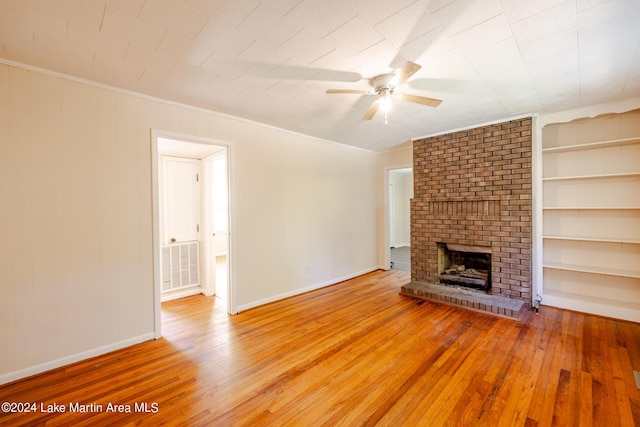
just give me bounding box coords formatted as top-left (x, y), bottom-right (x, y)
top-left (401, 118), bottom-right (532, 319)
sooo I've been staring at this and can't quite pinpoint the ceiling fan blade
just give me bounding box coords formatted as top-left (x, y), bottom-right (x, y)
top-left (362, 101), bottom-right (379, 121)
top-left (390, 61), bottom-right (421, 87)
top-left (326, 89), bottom-right (370, 94)
top-left (400, 93), bottom-right (442, 108)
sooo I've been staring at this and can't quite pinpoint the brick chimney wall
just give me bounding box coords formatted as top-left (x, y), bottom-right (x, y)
top-left (411, 118), bottom-right (533, 303)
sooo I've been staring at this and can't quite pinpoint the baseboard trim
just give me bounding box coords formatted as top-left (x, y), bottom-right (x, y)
top-left (0, 333), bottom-right (156, 386)
top-left (161, 286), bottom-right (203, 302)
top-left (236, 267), bottom-right (380, 312)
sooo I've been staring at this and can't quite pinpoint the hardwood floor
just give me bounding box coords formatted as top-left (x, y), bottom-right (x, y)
top-left (1, 269), bottom-right (639, 426)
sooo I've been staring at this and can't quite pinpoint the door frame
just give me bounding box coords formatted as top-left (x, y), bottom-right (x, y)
top-left (202, 151), bottom-right (229, 299)
top-left (388, 182), bottom-right (395, 248)
top-left (383, 166), bottom-right (412, 271)
top-left (151, 129), bottom-right (236, 339)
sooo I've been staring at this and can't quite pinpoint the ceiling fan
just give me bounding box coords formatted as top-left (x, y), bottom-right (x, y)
top-left (326, 61), bottom-right (442, 122)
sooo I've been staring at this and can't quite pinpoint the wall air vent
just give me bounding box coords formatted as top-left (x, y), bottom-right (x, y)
top-left (161, 241), bottom-right (199, 292)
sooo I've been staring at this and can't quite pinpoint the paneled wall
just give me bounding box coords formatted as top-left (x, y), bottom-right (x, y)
top-left (0, 64), bottom-right (381, 383)
top-left (0, 68), bottom-right (153, 378)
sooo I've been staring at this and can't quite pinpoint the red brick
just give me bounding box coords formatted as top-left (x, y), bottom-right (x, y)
top-left (412, 117), bottom-right (532, 304)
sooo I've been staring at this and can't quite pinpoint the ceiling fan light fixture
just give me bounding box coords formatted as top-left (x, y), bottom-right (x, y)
top-left (325, 61), bottom-right (442, 123)
top-left (378, 93), bottom-right (393, 125)
top-left (379, 93), bottom-right (392, 113)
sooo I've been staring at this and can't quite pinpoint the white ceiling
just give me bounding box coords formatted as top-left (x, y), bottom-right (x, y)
top-left (1, 0), bottom-right (639, 152)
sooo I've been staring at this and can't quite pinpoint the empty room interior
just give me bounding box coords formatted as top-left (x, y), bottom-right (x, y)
top-left (1, 1), bottom-right (640, 425)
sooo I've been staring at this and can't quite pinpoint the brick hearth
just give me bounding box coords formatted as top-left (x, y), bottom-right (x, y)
top-left (407, 118), bottom-right (533, 316)
top-left (400, 281), bottom-right (527, 321)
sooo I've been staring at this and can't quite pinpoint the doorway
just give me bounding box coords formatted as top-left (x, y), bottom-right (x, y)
top-left (152, 131), bottom-right (233, 338)
top-left (387, 167), bottom-right (412, 272)
top-left (206, 153), bottom-right (229, 301)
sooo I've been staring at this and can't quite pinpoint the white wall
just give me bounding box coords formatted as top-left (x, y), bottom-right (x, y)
top-left (0, 64), bottom-right (382, 383)
top-left (376, 145), bottom-right (413, 268)
top-left (232, 125), bottom-right (379, 309)
top-left (389, 171), bottom-right (412, 247)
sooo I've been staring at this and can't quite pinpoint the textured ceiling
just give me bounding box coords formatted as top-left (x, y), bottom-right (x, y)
top-left (1, 0), bottom-right (639, 151)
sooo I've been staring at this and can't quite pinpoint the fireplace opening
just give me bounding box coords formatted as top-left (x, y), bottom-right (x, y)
top-left (437, 243), bottom-right (491, 292)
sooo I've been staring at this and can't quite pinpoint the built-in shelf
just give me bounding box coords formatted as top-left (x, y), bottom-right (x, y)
top-left (542, 172), bottom-right (640, 181)
top-left (542, 290), bottom-right (640, 323)
top-left (543, 262), bottom-right (640, 279)
top-left (540, 111), bottom-right (640, 322)
top-left (542, 235), bottom-right (640, 244)
top-left (542, 208), bottom-right (640, 213)
top-left (542, 137), bottom-right (640, 153)
top-left (544, 289), bottom-right (640, 309)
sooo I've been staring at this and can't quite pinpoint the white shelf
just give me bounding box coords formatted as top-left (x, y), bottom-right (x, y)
top-left (543, 262), bottom-right (640, 279)
top-left (542, 172), bottom-right (640, 181)
top-left (542, 290), bottom-right (640, 323)
top-left (543, 206), bottom-right (640, 210)
top-left (542, 137), bottom-right (640, 153)
top-left (542, 235), bottom-right (640, 244)
top-left (540, 111), bottom-right (640, 321)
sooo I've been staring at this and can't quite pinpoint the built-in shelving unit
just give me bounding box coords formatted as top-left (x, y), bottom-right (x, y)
top-left (543, 261), bottom-right (640, 279)
top-left (540, 110), bottom-right (640, 322)
top-left (543, 172), bottom-right (640, 181)
top-left (543, 235), bottom-right (640, 244)
top-left (542, 136), bottom-right (639, 153)
top-left (543, 207), bottom-right (639, 210)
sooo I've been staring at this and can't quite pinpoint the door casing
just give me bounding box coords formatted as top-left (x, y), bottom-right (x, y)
top-left (151, 130), bottom-right (236, 339)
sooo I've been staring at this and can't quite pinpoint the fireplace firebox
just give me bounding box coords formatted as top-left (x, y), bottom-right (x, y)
top-left (437, 243), bottom-right (491, 292)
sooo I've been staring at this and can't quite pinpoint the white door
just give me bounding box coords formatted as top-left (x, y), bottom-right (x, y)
top-left (160, 156), bottom-right (202, 297)
top-left (163, 157), bottom-right (199, 244)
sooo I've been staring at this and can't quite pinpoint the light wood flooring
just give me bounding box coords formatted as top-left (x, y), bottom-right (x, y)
top-left (1, 269), bottom-right (639, 426)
